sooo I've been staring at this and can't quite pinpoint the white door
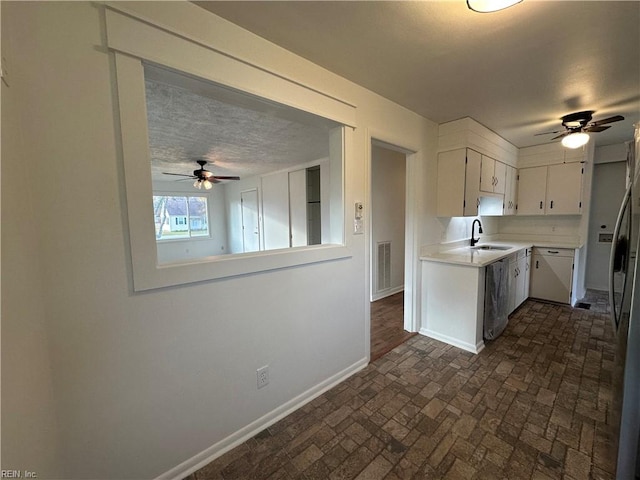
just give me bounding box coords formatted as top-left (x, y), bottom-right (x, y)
top-left (464, 149), bottom-right (482, 216)
top-left (546, 162), bottom-right (583, 215)
top-left (530, 252), bottom-right (573, 304)
top-left (240, 189), bottom-right (260, 253)
top-left (262, 172), bottom-right (290, 250)
top-left (493, 160), bottom-right (506, 195)
top-left (480, 155), bottom-right (495, 193)
top-left (517, 166), bottom-right (548, 215)
top-left (289, 169), bottom-right (308, 247)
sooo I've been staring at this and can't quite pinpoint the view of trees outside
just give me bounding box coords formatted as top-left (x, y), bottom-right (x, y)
top-left (153, 195), bottom-right (209, 239)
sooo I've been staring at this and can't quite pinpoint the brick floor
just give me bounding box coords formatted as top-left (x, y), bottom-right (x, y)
top-left (187, 295), bottom-right (618, 479)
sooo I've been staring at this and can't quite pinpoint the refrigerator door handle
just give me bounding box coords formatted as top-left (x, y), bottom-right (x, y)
top-left (609, 183), bottom-right (632, 333)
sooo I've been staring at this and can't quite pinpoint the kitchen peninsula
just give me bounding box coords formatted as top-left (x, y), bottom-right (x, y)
top-left (420, 239), bottom-right (581, 354)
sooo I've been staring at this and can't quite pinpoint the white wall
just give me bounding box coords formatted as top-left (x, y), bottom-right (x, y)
top-left (586, 161), bottom-right (627, 290)
top-left (1, 3), bottom-right (61, 475)
top-left (1, 2), bottom-right (447, 479)
top-left (371, 145), bottom-right (405, 299)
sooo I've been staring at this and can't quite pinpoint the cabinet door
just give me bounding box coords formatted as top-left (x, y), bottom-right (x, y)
top-left (437, 149), bottom-right (466, 217)
top-left (464, 149), bottom-right (481, 216)
top-left (524, 253), bottom-right (531, 301)
top-left (546, 162), bottom-right (583, 215)
top-left (480, 155), bottom-right (495, 193)
top-left (515, 256), bottom-right (527, 307)
top-left (493, 160), bottom-right (507, 195)
top-left (530, 252), bottom-right (573, 304)
top-left (503, 165), bottom-right (517, 215)
top-left (517, 166), bottom-right (547, 215)
top-left (508, 259), bottom-right (517, 314)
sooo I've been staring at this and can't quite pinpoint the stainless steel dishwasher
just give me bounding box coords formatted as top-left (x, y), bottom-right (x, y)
top-left (484, 257), bottom-right (510, 340)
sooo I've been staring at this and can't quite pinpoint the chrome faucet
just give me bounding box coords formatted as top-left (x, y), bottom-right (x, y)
top-left (471, 219), bottom-right (483, 247)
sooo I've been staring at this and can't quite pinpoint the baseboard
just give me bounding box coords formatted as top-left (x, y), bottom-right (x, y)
top-left (371, 285), bottom-right (404, 302)
top-left (156, 357), bottom-right (369, 480)
top-left (419, 328), bottom-right (484, 354)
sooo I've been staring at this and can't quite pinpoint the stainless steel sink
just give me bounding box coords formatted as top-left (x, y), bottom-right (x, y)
top-left (471, 245), bottom-right (512, 251)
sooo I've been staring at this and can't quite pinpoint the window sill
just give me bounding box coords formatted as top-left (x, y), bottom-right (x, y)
top-left (134, 244), bottom-right (351, 291)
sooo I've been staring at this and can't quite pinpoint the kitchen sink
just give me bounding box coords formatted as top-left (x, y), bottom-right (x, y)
top-left (471, 245), bottom-right (512, 251)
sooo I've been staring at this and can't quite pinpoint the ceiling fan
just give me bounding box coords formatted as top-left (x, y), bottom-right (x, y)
top-left (162, 160), bottom-right (240, 190)
top-left (535, 110), bottom-right (625, 149)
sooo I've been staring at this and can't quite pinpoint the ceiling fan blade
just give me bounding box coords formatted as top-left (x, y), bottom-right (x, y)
top-left (534, 130), bottom-right (564, 136)
top-left (590, 115), bottom-right (625, 126)
top-left (584, 125), bottom-right (610, 133)
top-left (212, 176), bottom-right (241, 181)
top-left (551, 132), bottom-right (570, 140)
top-left (163, 172), bottom-right (194, 177)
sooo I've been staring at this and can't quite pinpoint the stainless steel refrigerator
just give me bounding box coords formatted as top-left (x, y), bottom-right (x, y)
top-left (610, 123), bottom-right (640, 478)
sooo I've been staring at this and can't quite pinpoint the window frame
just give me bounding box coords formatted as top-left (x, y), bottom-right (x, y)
top-left (153, 193), bottom-right (212, 242)
top-left (107, 5), bottom-right (355, 291)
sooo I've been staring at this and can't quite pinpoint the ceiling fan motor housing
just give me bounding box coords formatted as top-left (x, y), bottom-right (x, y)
top-left (561, 110), bottom-right (594, 129)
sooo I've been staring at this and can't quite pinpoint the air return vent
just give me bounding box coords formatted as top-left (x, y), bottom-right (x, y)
top-left (377, 241), bottom-right (391, 292)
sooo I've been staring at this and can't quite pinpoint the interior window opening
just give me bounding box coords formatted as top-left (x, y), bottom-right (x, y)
top-left (144, 63), bottom-right (344, 265)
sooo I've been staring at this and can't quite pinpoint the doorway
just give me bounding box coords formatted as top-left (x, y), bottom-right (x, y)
top-left (370, 141), bottom-right (415, 361)
top-left (240, 189), bottom-right (260, 253)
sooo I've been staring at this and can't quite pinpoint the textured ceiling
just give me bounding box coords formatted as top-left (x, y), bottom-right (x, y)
top-left (145, 66), bottom-right (332, 183)
top-left (196, 0), bottom-right (640, 149)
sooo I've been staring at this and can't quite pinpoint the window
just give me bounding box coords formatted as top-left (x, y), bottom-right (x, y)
top-left (153, 195), bottom-right (209, 240)
top-left (107, 5), bottom-right (355, 290)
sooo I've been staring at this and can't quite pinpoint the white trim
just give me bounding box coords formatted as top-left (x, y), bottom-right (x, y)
top-left (112, 39), bottom-right (352, 290)
top-left (104, 7), bottom-right (357, 128)
top-left (371, 285), bottom-right (404, 302)
top-left (155, 357), bottom-right (369, 480)
top-left (366, 130), bottom-right (420, 334)
top-left (419, 329), bottom-right (485, 354)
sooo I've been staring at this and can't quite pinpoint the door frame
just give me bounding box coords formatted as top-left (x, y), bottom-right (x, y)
top-left (365, 129), bottom-right (420, 352)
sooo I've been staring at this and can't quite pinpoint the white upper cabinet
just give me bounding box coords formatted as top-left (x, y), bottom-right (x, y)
top-left (546, 163), bottom-right (584, 215)
top-left (503, 165), bottom-right (518, 216)
top-left (436, 118), bottom-right (519, 217)
top-left (436, 148), bottom-right (480, 217)
top-left (480, 156), bottom-right (506, 194)
top-left (517, 162), bottom-right (583, 215)
top-left (516, 166), bottom-right (547, 215)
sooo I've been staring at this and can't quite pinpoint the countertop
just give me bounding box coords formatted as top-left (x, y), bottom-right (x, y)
top-left (420, 240), bottom-right (580, 268)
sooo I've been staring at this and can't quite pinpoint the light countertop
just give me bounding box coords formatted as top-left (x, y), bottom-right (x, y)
top-left (420, 240), bottom-right (581, 267)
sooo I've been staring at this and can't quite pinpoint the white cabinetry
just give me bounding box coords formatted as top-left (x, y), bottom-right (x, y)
top-left (480, 155), bottom-right (506, 194)
top-left (507, 248), bottom-right (531, 313)
top-left (437, 148), bottom-right (481, 217)
top-left (503, 165), bottom-right (517, 215)
top-left (530, 247), bottom-right (574, 304)
top-left (517, 163), bottom-right (583, 215)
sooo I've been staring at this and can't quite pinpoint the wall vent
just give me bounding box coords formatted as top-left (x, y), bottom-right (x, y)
top-left (377, 241), bottom-right (391, 292)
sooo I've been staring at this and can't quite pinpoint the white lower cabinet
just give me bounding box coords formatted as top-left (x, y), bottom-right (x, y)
top-left (530, 247), bottom-right (574, 304)
top-left (508, 248), bottom-right (531, 314)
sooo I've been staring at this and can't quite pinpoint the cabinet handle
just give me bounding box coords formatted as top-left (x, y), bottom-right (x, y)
top-left (540, 201), bottom-right (543, 209)
top-left (536, 260), bottom-right (539, 269)
top-left (547, 250), bottom-right (559, 254)
top-left (550, 200), bottom-right (554, 209)
top-left (477, 198), bottom-right (480, 207)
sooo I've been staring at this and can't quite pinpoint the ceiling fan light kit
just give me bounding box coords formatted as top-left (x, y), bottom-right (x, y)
top-left (466, 0), bottom-right (522, 13)
top-left (162, 159), bottom-right (240, 189)
top-left (194, 179), bottom-right (213, 190)
top-left (535, 110), bottom-right (625, 149)
top-left (561, 132), bottom-right (590, 149)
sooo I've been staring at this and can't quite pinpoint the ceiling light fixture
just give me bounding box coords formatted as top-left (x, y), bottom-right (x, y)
top-left (193, 179), bottom-right (213, 190)
top-left (561, 132), bottom-right (590, 149)
top-left (467, 0), bottom-right (522, 13)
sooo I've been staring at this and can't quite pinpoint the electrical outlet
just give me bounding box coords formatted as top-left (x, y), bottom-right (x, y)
top-left (257, 365), bottom-right (269, 389)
